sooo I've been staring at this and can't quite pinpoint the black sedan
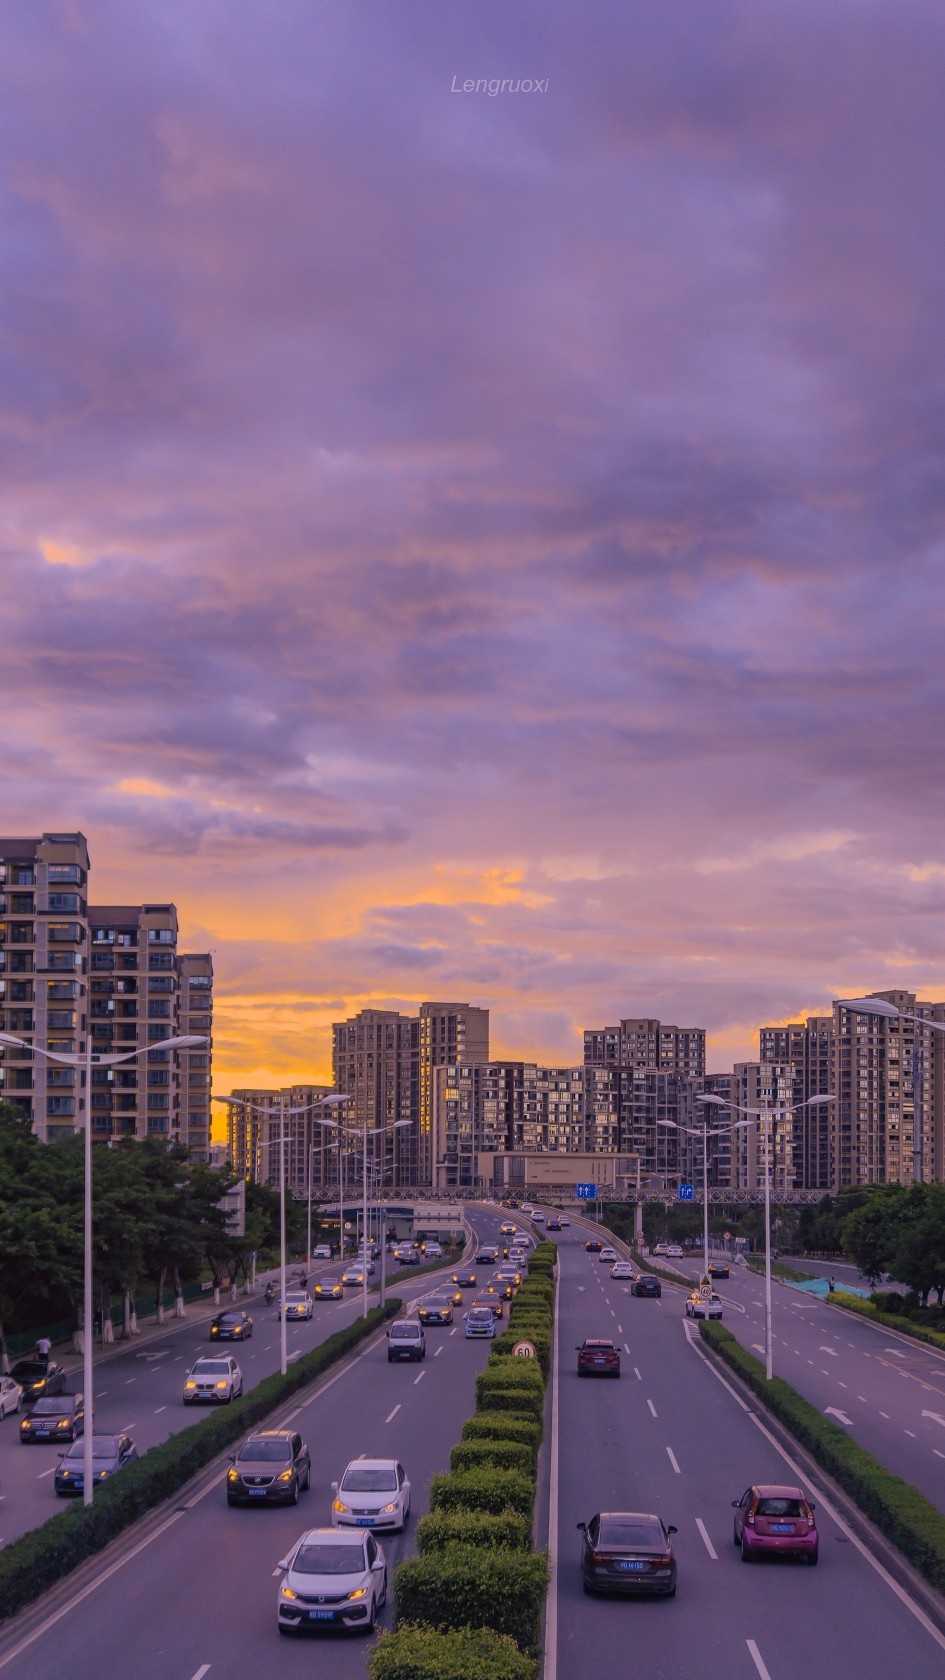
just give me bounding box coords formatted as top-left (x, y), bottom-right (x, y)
top-left (452, 1270), bottom-right (478, 1289)
top-left (10, 1360), bottom-right (67, 1403)
top-left (709, 1261), bottom-right (730, 1279)
top-left (55, 1433), bottom-right (138, 1496)
top-left (20, 1393), bottom-right (84, 1443)
top-left (631, 1275), bottom-right (661, 1298)
top-left (578, 1511), bottom-right (678, 1596)
top-left (210, 1310), bottom-right (254, 1341)
top-left (417, 1295), bottom-right (454, 1326)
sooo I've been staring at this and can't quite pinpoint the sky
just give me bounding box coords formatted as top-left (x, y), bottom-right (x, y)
top-left (3, 0), bottom-right (945, 1108)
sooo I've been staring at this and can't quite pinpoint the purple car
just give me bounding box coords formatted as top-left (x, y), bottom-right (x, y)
top-left (732, 1484), bottom-right (818, 1564)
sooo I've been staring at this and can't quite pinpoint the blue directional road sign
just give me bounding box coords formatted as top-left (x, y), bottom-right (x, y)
top-left (678, 1183), bottom-right (694, 1202)
top-left (575, 1183), bottom-right (597, 1200)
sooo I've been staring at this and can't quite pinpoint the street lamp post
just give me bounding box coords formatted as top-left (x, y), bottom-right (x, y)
top-left (839, 997), bottom-right (945, 1187)
top-left (213, 1091), bottom-right (347, 1376)
top-left (0, 1029), bottom-right (208, 1508)
top-left (698, 1092), bottom-right (832, 1380)
top-left (321, 1117), bottom-right (410, 1319)
top-left (303, 1096), bottom-right (350, 1264)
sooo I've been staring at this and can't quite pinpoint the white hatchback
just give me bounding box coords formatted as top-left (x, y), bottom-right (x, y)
top-left (611, 1261), bottom-right (635, 1280)
top-left (599, 1246), bottom-right (617, 1263)
top-left (277, 1526), bottom-right (388, 1634)
top-left (332, 1457), bottom-right (411, 1531)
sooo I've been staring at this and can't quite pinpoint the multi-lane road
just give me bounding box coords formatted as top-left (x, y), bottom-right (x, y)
top-left (547, 1223), bottom-right (945, 1680)
top-left (2, 1205), bottom-right (945, 1680)
top-left (658, 1249), bottom-right (945, 1514)
top-left (0, 1251), bottom-right (457, 1550)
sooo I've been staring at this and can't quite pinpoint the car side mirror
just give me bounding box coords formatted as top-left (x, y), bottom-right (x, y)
top-left (228, 1453), bottom-right (236, 1463)
top-left (667, 1525), bottom-right (678, 1535)
top-left (731, 1499), bottom-right (739, 1507)
top-left (809, 1502), bottom-right (816, 1512)
top-left (330, 1480), bottom-right (339, 1493)
top-left (276, 1557), bottom-right (290, 1572)
top-left (576, 1521), bottom-right (586, 1531)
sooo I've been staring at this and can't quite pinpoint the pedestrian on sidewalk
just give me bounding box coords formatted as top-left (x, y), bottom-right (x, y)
top-left (36, 1335), bottom-right (52, 1361)
top-left (828, 1276), bottom-right (836, 1295)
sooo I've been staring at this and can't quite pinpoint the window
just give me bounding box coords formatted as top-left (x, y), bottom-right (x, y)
top-left (47, 893), bottom-right (81, 913)
top-left (149, 951), bottom-right (174, 971)
top-left (147, 929), bottom-right (174, 944)
top-left (148, 975), bottom-right (175, 993)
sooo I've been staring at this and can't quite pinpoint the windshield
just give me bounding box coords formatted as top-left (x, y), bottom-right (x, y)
top-left (217, 1313), bottom-right (243, 1324)
top-left (12, 1362), bottom-right (47, 1380)
top-left (293, 1543), bottom-right (365, 1576)
top-left (31, 1398), bottom-right (70, 1416)
top-left (390, 1325), bottom-right (419, 1337)
top-left (192, 1361), bottom-right (230, 1376)
top-left (757, 1497), bottom-right (807, 1517)
top-left (599, 1519), bottom-right (664, 1548)
top-left (238, 1438), bottom-right (291, 1462)
top-left (342, 1467), bottom-right (397, 1492)
top-left (285, 1293), bottom-right (308, 1303)
top-left (469, 1311), bottom-right (492, 1322)
top-left (64, 1437), bottom-right (118, 1460)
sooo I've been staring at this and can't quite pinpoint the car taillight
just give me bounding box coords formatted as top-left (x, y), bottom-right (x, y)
top-left (656, 1554), bottom-right (672, 1566)
top-left (806, 1512), bottom-right (815, 1529)
top-left (745, 1511), bottom-right (755, 1526)
top-left (589, 1552), bottom-right (605, 1565)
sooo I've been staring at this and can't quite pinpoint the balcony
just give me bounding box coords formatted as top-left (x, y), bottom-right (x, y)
top-left (48, 923), bottom-right (82, 943)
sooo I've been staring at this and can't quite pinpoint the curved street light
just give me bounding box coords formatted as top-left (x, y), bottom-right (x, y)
top-left (0, 1029), bottom-right (208, 1507)
top-left (320, 1116), bottom-right (412, 1318)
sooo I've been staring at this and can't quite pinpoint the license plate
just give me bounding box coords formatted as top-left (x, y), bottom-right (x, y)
top-left (248, 1489), bottom-right (267, 1497)
top-left (308, 1609), bottom-right (334, 1620)
top-left (770, 1523), bottom-right (793, 1533)
top-left (355, 1517), bottom-right (374, 1525)
top-left (35, 1429), bottom-right (50, 1437)
top-left (619, 1560), bottom-right (647, 1571)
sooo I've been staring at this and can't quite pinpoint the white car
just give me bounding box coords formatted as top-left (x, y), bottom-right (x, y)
top-left (599, 1246), bottom-right (617, 1263)
top-left (611, 1261), bottom-right (635, 1280)
top-left (531, 1213), bottom-right (545, 1224)
top-left (312, 1244), bottom-right (333, 1261)
top-left (342, 1265), bottom-right (368, 1287)
top-left (666, 1246), bottom-right (684, 1258)
top-left (423, 1242), bottom-right (443, 1257)
top-left (331, 1457), bottom-right (411, 1531)
top-left (559, 1216), bottom-right (570, 1227)
top-left (183, 1356), bottom-right (243, 1404)
top-left (685, 1292), bottom-right (723, 1320)
top-left (0, 1375), bottom-right (22, 1418)
top-left (281, 1291), bottom-right (315, 1319)
top-left (277, 1526), bottom-right (388, 1635)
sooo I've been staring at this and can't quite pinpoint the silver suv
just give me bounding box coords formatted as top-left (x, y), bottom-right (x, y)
top-left (386, 1322), bottom-right (426, 1363)
top-left (183, 1356), bottom-right (243, 1404)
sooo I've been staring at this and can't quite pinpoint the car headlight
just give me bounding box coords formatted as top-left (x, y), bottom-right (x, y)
top-left (20, 1419), bottom-right (28, 1429)
top-left (98, 1469), bottom-right (108, 1478)
top-left (383, 1501), bottom-right (398, 1513)
top-left (60, 1469), bottom-right (71, 1478)
top-left (215, 1380), bottom-right (228, 1390)
top-left (57, 1419), bottom-right (70, 1428)
top-left (278, 1468), bottom-right (294, 1482)
top-left (346, 1587), bottom-right (367, 1600)
top-left (227, 1469), bottom-right (238, 1482)
top-left (333, 1499), bottom-right (349, 1513)
top-left (280, 1585), bottom-right (298, 1600)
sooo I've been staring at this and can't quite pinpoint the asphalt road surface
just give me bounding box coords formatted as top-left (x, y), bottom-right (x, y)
top-left (0, 1208), bottom-right (510, 1680)
top-left (547, 1225), bottom-right (945, 1680)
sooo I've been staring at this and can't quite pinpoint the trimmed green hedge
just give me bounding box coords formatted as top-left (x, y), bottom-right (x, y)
top-left (700, 1322), bottom-right (945, 1592)
top-left (830, 1293), bottom-right (945, 1352)
top-left (450, 1439), bottom-right (537, 1478)
top-left (394, 1547), bottom-right (549, 1654)
top-left (461, 1412), bottom-right (542, 1451)
top-left (0, 1301), bottom-right (402, 1620)
top-left (478, 1355), bottom-right (544, 1389)
top-left (430, 1466), bottom-right (536, 1520)
top-left (475, 1380), bottom-right (544, 1424)
top-left (369, 1623), bottom-right (537, 1680)
top-left (416, 1508), bottom-right (533, 1554)
top-left (490, 1328), bottom-right (551, 1379)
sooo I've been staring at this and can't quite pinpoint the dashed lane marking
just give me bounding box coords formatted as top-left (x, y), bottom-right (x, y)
top-left (646, 1398), bottom-right (657, 1419)
top-left (385, 1405), bottom-right (401, 1423)
top-left (695, 1518), bottom-right (717, 1559)
top-left (666, 1447), bottom-right (681, 1474)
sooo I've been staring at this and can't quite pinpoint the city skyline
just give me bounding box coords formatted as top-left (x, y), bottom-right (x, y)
top-left (4, 3), bottom-right (945, 1106)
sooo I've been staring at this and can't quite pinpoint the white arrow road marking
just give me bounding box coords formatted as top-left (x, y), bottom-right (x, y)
top-left (751, 1344), bottom-right (765, 1356)
top-left (819, 1346), bottom-right (838, 1356)
top-left (883, 1348), bottom-right (905, 1357)
top-left (825, 1407), bottom-right (853, 1426)
top-left (922, 1410), bottom-right (945, 1427)
top-left (135, 1350), bottom-right (170, 1361)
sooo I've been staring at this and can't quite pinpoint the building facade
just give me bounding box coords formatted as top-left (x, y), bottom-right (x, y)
top-left (0, 832), bottom-right (211, 1150)
top-left (583, 1017), bottom-right (707, 1185)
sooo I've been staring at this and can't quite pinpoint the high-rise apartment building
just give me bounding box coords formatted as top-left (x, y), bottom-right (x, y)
top-left (433, 1061), bottom-right (585, 1189)
top-left (0, 832), bottom-right (90, 1141)
top-left (226, 1084), bottom-right (334, 1196)
top-left (0, 832), bottom-right (211, 1150)
top-left (417, 1002), bottom-right (489, 1184)
top-left (680, 1073), bottom-right (737, 1192)
top-left (332, 1009), bottom-right (418, 1188)
top-left (583, 1017), bottom-right (706, 1183)
top-left (759, 1015), bottom-right (834, 1188)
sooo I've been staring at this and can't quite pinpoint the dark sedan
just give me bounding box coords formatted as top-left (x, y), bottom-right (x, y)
top-left (578, 1511), bottom-right (677, 1595)
top-left (20, 1393), bottom-right (84, 1443)
top-left (10, 1360), bottom-right (67, 1403)
top-left (227, 1429), bottom-right (311, 1506)
top-left (576, 1338), bottom-right (621, 1377)
top-left (709, 1262), bottom-right (730, 1279)
top-left (585, 1238), bottom-right (603, 1252)
top-left (452, 1270), bottom-right (478, 1289)
top-left (210, 1310), bottom-right (254, 1341)
top-left (631, 1275), bottom-right (661, 1298)
top-left (55, 1433), bottom-right (138, 1496)
top-left (417, 1296), bottom-right (454, 1326)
